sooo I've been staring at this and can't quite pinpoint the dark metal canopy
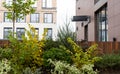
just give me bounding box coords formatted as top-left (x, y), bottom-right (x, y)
top-left (72, 15), bottom-right (90, 21)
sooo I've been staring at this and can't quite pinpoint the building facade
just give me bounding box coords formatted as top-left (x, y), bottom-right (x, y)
top-left (0, 0), bottom-right (57, 40)
top-left (74, 0), bottom-right (120, 41)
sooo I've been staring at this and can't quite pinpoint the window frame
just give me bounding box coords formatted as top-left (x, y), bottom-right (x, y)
top-left (44, 13), bottom-right (53, 23)
top-left (3, 27), bottom-right (12, 39)
top-left (30, 13), bottom-right (40, 23)
top-left (44, 28), bottom-right (52, 39)
top-left (95, 4), bottom-right (107, 42)
top-left (16, 14), bottom-right (26, 23)
top-left (42, 0), bottom-right (52, 8)
top-left (4, 12), bottom-right (12, 22)
top-left (16, 28), bottom-right (25, 40)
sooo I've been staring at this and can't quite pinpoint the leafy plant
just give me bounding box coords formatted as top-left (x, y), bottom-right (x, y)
top-left (0, 48), bottom-right (12, 60)
top-left (8, 25), bottom-right (45, 73)
top-left (49, 59), bottom-right (98, 74)
top-left (45, 38), bottom-right (100, 74)
top-left (67, 38), bottom-right (101, 68)
top-left (23, 67), bottom-right (42, 74)
top-left (0, 59), bottom-right (11, 74)
top-left (81, 64), bottom-right (98, 74)
top-left (43, 47), bottom-right (72, 67)
top-left (49, 59), bottom-right (81, 74)
top-left (95, 53), bottom-right (120, 70)
top-left (43, 39), bottom-right (61, 51)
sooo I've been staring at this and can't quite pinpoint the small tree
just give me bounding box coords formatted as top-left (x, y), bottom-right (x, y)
top-left (3, 0), bottom-right (36, 36)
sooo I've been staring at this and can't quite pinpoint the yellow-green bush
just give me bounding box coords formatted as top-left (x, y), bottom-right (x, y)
top-left (8, 24), bottom-right (45, 73)
top-left (67, 38), bottom-right (101, 69)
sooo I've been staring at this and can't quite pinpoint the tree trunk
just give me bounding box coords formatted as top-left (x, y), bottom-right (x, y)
top-left (12, 0), bottom-right (16, 37)
top-left (13, 12), bottom-right (15, 37)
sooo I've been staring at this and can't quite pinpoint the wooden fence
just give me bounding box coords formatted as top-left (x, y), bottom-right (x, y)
top-left (77, 41), bottom-right (120, 54)
top-left (0, 40), bottom-right (10, 48)
top-left (0, 40), bottom-right (120, 54)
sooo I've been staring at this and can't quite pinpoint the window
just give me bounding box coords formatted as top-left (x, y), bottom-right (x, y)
top-left (95, 4), bottom-right (107, 41)
top-left (30, 13), bottom-right (39, 23)
top-left (44, 13), bottom-right (53, 23)
top-left (16, 28), bottom-right (25, 40)
top-left (45, 28), bottom-right (52, 39)
top-left (42, 0), bottom-right (52, 8)
top-left (4, 27), bottom-right (12, 39)
top-left (84, 25), bottom-right (88, 41)
top-left (5, 0), bottom-right (12, 6)
top-left (16, 14), bottom-right (26, 23)
top-left (4, 12), bottom-right (12, 22)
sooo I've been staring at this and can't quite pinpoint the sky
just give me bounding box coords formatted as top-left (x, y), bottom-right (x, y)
top-left (57, 0), bottom-right (76, 32)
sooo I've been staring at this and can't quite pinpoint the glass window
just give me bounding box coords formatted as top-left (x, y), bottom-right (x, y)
top-left (44, 13), bottom-right (53, 23)
top-left (45, 28), bottom-right (52, 39)
top-left (95, 4), bottom-right (107, 41)
top-left (42, 0), bottom-right (46, 7)
top-left (42, 0), bottom-right (52, 8)
top-left (4, 12), bottom-right (12, 22)
top-left (4, 27), bottom-right (12, 39)
top-left (16, 14), bottom-right (26, 23)
top-left (5, 0), bottom-right (12, 6)
top-left (16, 28), bottom-right (25, 40)
top-left (30, 13), bottom-right (39, 23)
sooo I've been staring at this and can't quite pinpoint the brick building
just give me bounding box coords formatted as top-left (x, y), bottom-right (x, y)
top-left (0, 0), bottom-right (57, 40)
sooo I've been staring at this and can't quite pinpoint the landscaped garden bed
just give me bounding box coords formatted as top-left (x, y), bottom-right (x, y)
top-left (0, 25), bottom-right (120, 74)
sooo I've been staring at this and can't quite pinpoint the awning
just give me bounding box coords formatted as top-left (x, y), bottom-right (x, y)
top-left (72, 16), bottom-right (90, 21)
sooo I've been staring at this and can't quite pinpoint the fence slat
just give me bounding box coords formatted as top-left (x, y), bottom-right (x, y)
top-left (0, 40), bottom-right (120, 54)
top-left (77, 41), bottom-right (120, 54)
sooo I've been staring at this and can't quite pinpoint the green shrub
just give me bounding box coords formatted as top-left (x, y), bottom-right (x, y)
top-left (0, 59), bottom-right (11, 74)
top-left (49, 59), bottom-right (98, 74)
top-left (67, 38), bottom-right (101, 69)
top-left (95, 54), bottom-right (120, 70)
top-left (0, 48), bottom-right (12, 60)
top-left (7, 25), bottom-right (45, 73)
top-left (22, 67), bottom-right (42, 74)
top-left (43, 39), bottom-right (61, 51)
top-left (49, 59), bottom-right (81, 74)
top-left (81, 64), bottom-right (98, 74)
top-left (43, 47), bottom-right (72, 67)
top-left (44, 38), bottom-right (100, 74)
